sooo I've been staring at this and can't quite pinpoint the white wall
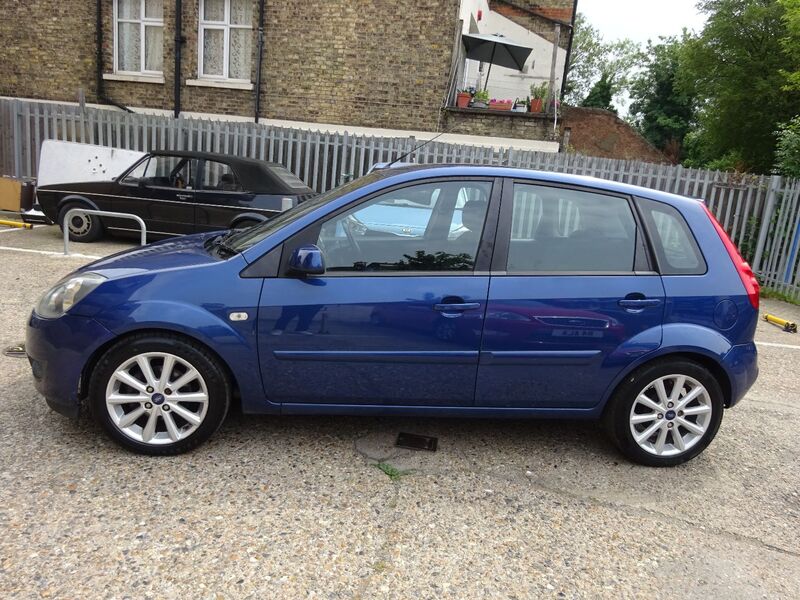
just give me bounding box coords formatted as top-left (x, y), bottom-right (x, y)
top-left (458, 0), bottom-right (566, 102)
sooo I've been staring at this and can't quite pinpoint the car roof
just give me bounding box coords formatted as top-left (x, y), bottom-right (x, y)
top-left (373, 164), bottom-right (702, 209)
top-left (148, 150), bottom-right (313, 194)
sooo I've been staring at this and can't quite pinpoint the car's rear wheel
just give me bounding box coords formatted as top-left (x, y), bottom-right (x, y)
top-left (58, 202), bottom-right (104, 242)
top-left (89, 334), bottom-right (230, 455)
top-left (604, 359), bottom-right (724, 467)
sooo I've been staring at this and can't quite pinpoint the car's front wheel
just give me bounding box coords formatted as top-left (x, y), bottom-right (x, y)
top-left (89, 334), bottom-right (230, 455)
top-left (58, 202), bottom-right (104, 242)
top-left (604, 359), bottom-right (724, 467)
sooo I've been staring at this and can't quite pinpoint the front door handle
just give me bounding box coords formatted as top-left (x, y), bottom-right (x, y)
top-left (434, 302), bottom-right (482, 312)
top-left (618, 298), bottom-right (662, 309)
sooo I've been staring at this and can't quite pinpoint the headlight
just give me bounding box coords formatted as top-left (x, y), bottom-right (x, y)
top-left (35, 273), bottom-right (106, 319)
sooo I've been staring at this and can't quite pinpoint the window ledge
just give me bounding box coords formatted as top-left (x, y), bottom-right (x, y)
top-left (186, 78), bottom-right (253, 91)
top-left (103, 73), bottom-right (165, 84)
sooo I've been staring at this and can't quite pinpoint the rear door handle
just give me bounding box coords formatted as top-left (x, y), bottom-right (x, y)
top-left (618, 299), bottom-right (661, 309)
top-left (433, 302), bottom-right (481, 312)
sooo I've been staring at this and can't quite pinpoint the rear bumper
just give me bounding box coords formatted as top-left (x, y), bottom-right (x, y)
top-left (722, 341), bottom-right (758, 407)
top-left (26, 311), bottom-right (116, 418)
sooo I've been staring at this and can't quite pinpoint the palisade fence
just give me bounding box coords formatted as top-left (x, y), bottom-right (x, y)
top-left (2, 97), bottom-right (799, 300)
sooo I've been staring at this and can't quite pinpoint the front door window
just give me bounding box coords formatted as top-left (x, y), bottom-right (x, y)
top-left (315, 180), bottom-right (492, 273)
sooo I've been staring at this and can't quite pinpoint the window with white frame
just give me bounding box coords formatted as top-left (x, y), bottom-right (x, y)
top-left (115, 0), bottom-right (164, 74)
top-left (199, 0), bottom-right (253, 81)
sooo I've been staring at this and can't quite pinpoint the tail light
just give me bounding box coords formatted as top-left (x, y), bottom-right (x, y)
top-left (703, 204), bottom-right (760, 309)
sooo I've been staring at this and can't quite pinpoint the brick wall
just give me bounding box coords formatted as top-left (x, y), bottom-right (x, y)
top-left (0, 1), bottom-right (98, 102)
top-left (562, 107), bottom-right (670, 163)
top-left (488, 0), bottom-right (574, 47)
top-left (443, 107), bottom-right (552, 140)
top-left (1, 0), bottom-right (461, 132)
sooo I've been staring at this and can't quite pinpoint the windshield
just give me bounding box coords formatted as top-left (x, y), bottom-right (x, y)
top-left (224, 172), bottom-right (384, 252)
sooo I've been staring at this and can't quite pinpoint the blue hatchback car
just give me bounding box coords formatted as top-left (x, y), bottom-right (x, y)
top-left (26, 166), bottom-right (759, 466)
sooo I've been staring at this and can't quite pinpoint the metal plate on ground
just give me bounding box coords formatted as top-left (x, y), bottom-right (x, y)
top-left (396, 432), bottom-right (438, 452)
top-left (3, 344), bottom-right (26, 359)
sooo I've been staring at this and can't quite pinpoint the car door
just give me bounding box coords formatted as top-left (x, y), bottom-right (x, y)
top-left (476, 180), bottom-right (665, 409)
top-left (114, 154), bottom-right (196, 236)
top-left (194, 159), bottom-right (254, 232)
top-left (257, 177), bottom-right (500, 407)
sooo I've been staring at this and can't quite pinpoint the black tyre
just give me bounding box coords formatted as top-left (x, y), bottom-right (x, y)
top-left (58, 202), bottom-right (104, 242)
top-left (89, 333), bottom-right (231, 455)
top-left (603, 358), bottom-right (724, 467)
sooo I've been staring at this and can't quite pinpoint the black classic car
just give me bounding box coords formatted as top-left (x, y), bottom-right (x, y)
top-left (36, 150), bottom-right (316, 242)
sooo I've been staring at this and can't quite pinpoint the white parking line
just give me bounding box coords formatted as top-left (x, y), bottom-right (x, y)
top-left (756, 341), bottom-right (800, 350)
top-left (0, 245), bottom-right (101, 260)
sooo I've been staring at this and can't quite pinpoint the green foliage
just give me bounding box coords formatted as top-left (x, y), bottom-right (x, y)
top-left (775, 116), bottom-right (800, 176)
top-left (375, 462), bottom-right (411, 481)
top-left (564, 13), bottom-right (641, 106)
top-left (473, 89), bottom-right (489, 103)
top-left (679, 0), bottom-right (800, 173)
top-left (580, 73), bottom-right (617, 113)
top-left (629, 37), bottom-right (695, 161)
top-left (779, 0), bottom-right (800, 90)
top-left (530, 82), bottom-right (549, 100)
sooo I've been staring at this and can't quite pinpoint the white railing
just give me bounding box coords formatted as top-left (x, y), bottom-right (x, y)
top-left (63, 208), bottom-right (146, 255)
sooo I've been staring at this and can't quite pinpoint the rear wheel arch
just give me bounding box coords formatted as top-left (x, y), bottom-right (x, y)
top-left (81, 328), bottom-right (241, 408)
top-left (602, 351), bottom-right (733, 418)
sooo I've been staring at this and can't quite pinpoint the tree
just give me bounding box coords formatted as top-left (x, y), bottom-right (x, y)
top-left (775, 116), bottom-right (800, 176)
top-left (563, 14), bottom-right (640, 108)
top-left (679, 0), bottom-right (800, 172)
top-left (629, 37), bottom-right (695, 161)
top-left (779, 0), bottom-right (800, 90)
top-left (580, 73), bottom-right (617, 113)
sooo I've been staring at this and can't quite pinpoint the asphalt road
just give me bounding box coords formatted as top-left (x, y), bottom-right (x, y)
top-left (1, 225), bottom-right (798, 598)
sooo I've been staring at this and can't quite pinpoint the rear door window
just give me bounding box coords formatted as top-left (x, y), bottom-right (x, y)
top-left (637, 197), bottom-right (706, 275)
top-left (506, 184), bottom-right (638, 273)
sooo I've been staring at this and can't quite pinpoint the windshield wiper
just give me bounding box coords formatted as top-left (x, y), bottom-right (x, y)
top-left (206, 231), bottom-right (240, 257)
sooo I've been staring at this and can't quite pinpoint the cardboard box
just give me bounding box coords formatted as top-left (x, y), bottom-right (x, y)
top-left (0, 177), bottom-right (22, 212)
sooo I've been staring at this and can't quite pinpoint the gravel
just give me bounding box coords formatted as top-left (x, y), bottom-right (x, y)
top-left (1, 225), bottom-right (798, 598)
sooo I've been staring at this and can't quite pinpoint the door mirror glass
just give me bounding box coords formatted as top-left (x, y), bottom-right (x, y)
top-left (289, 244), bottom-right (325, 275)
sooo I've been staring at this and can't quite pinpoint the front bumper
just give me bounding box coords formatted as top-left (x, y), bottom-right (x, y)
top-left (26, 310), bottom-right (116, 418)
top-left (722, 341), bottom-right (758, 408)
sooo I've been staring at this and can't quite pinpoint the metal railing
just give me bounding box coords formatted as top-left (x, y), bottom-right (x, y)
top-left (63, 208), bottom-right (146, 255)
top-left (2, 98), bottom-right (799, 300)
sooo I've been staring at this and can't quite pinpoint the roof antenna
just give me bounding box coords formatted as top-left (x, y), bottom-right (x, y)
top-left (386, 132), bottom-right (445, 168)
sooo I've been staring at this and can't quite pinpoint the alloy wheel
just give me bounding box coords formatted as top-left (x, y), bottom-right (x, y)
top-left (105, 352), bottom-right (209, 445)
top-left (629, 374), bottom-right (713, 457)
top-left (69, 214), bottom-right (92, 237)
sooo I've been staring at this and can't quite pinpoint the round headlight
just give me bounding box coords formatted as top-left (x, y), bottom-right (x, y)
top-left (35, 273), bottom-right (106, 319)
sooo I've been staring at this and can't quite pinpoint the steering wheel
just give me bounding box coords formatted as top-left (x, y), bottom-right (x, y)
top-left (342, 216), bottom-right (362, 255)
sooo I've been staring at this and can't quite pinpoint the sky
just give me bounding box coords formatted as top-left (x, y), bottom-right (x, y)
top-left (577, 0), bottom-right (707, 44)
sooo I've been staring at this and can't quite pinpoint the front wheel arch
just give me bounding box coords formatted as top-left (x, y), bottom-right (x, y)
top-left (81, 328), bottom-right (241, 409)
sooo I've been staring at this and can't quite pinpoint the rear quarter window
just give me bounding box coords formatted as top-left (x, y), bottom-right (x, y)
top-left (637, 197), bottom-right (707, 275)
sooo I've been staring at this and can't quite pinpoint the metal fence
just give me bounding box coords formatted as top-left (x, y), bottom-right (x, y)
top-left (1, 97), bottom-right (799, 300)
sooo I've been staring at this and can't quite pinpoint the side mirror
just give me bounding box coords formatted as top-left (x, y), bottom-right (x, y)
top-left (288, 244), bottom-right (325, 276)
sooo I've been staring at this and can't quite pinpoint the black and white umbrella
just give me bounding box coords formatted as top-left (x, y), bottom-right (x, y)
top-left (462, 33), bottom-right (534, 91)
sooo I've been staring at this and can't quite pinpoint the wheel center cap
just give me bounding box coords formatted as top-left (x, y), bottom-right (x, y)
top-left (665, 409), bottom-right (676, 421)
top-left (151, 393), bottom-right (165, 405)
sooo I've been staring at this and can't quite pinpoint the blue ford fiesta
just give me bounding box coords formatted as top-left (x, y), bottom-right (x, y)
top-left (26, 166), bottom-right (759, 466)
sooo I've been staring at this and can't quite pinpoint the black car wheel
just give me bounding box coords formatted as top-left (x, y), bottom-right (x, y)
top-left (58, 202), bottom-right (104, 242)
top-left (89, 333), bottom-right (231, 455)
top-left (603, 358), bottom-right (724, 467)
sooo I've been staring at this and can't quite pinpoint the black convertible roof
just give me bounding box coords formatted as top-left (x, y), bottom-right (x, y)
top-left (149, 150), bottom-right (313, 194)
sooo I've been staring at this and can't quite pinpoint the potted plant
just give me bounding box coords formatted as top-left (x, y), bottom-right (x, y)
top-left (456, 89), bottom-right (472, 109)
top-left (529, 82), bottom-right (548, 113)
top-left (472, 89), bottom-right (490, 109)
top-left (513, 97), bottom-right (528, 112)
top-left (489, 98), bottom-right (513, 111)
